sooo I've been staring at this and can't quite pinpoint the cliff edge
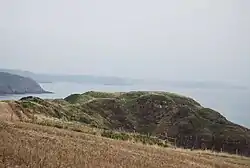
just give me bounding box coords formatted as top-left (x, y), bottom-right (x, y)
top-left (0, 72), bottom-right (51, 95)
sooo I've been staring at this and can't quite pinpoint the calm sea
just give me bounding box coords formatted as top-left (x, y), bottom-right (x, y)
top-left (0, 82), bottom-right (249, 128)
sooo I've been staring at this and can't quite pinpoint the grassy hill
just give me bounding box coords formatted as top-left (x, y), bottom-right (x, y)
top-left (1, 121), bottom-right (250, 168)
top-left (1, 91), bottom-right (250, 157)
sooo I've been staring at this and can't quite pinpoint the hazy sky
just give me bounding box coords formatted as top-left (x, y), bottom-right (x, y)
top-left (0, 0), bottom-right (249, 83)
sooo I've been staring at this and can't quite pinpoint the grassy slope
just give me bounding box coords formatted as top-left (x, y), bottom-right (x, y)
top-left (1, 91), bottom-right (250, 156)
top-left (1, 121), bottom-right (250, 168)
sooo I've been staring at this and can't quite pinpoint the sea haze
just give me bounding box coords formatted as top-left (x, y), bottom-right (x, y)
top-left (0, 82), bottom-right (249, 128)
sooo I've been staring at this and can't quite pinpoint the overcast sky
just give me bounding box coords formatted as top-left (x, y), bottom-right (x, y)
top-left (0, 0), bottom-right (249, 83)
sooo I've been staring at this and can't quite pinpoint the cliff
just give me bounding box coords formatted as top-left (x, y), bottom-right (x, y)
top-left (0, 72), bottom-right (51, 95)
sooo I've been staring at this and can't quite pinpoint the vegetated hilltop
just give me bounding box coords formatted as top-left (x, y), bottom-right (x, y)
top-left (1, 91), bottom-right (250, 156)
top-left (0, 72), bottom-right (51, 95)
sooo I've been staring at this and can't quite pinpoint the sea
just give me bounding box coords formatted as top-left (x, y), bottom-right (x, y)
top-left (0, 82), bottom-right (249, 128)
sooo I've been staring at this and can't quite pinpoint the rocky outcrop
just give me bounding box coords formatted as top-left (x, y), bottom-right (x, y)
top-left (0, 72), bottom-right (51, 95)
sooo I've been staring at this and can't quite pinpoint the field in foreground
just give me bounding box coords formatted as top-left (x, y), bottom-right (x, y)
top-left (1, 121), bottom-right (250, 168)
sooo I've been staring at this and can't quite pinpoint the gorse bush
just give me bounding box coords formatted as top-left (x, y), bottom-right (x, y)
top-left (101, 130), bottom-right (169, 148)
top-left (101, 130), bottom-right (131, 141)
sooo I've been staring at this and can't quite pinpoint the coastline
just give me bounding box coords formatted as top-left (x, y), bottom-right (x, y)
top-left (0, 90), bottom-right (54, 96)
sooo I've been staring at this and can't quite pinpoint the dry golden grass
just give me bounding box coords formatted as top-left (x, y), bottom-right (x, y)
top-left (0, 121), bottom-right (250, 168)
top-left (0, 102), bottom-right (19, 121)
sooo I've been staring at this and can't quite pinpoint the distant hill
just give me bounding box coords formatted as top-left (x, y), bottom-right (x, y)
top-left (2, 91), bottom-right (250, 156)
top-left (0, 72), bottom-right (51, 95)
top-left (0, 68), bottom-right (247, 90)
top-left (0, 69), bottom-right (134, 85)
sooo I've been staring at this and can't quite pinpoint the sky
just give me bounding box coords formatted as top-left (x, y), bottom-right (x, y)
top-left (0, 0), bottom-right (249, 84)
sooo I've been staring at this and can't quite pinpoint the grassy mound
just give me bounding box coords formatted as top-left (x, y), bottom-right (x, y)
top-left (2, 91), bottom-right (250, 156)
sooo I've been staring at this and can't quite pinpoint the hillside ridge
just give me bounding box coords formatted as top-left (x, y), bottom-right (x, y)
top-left (1, 91), bottom-right (250, 156)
